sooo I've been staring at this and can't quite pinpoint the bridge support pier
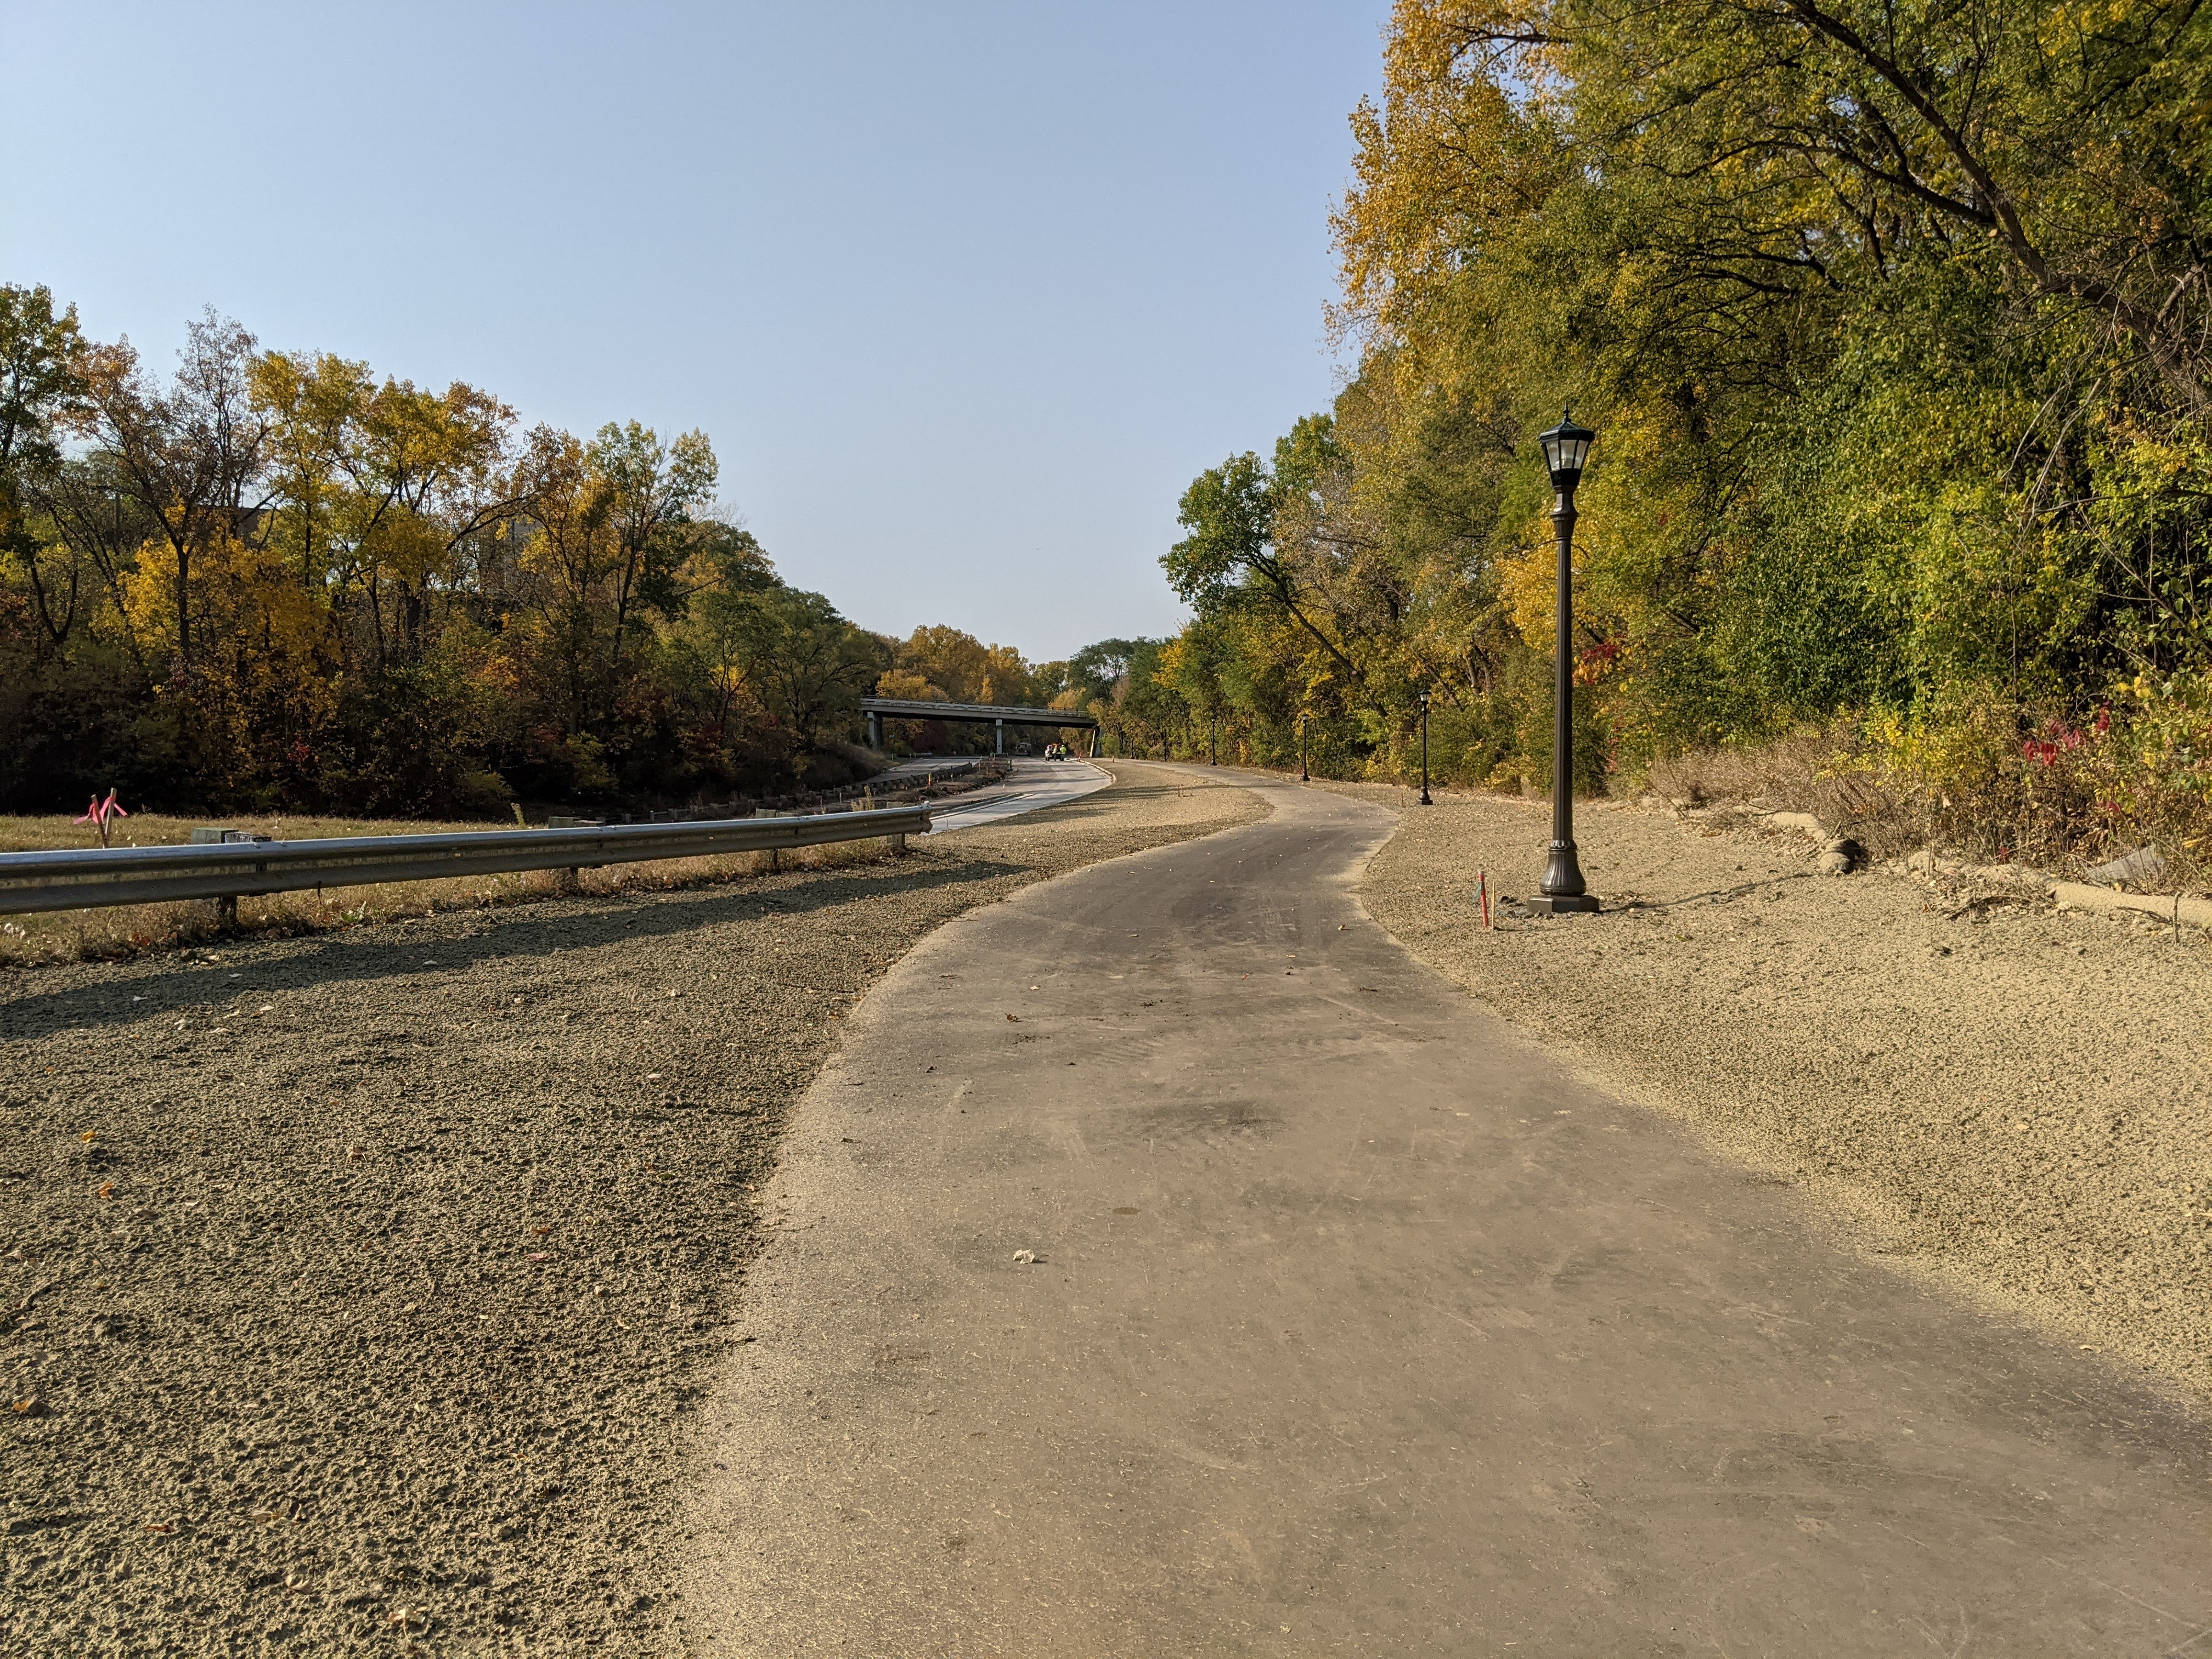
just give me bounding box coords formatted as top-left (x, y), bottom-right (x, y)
top-left (995, 718), bottom-right (1004, 756)
top-left (867, 712), bottom-right (882, 749)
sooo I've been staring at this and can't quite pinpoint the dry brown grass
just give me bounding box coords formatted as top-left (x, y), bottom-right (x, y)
top-left (0, 809), bottom-right (503, 856)
top-left (1645, 730), bottom-right (1932, 856)
top-left (1645, 723), bottom-right (2211, 887)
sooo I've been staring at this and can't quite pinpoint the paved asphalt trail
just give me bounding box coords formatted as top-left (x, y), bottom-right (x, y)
top-left (684, 774), bottom-right (2212, 1656)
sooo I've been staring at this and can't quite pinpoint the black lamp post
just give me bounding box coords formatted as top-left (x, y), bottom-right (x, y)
top-left (1417, 690), bottom-right (1432, 805)
top-left (1298, 713), bottom-right (1310, 782)
top-left (1530, 410), bottom-right (1600, 915)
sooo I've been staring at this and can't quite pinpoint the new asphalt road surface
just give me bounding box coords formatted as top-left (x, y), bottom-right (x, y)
top-left (682, 772), bottom-right (2212, 1656)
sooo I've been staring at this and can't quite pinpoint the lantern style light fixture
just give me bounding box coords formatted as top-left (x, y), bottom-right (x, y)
top-left (1530, 410), bottom-right (1601, 913)
top-left (1539, 413), bottom-right (1595, 492)
top-left (1417, 689), bottom-right (1433, 806)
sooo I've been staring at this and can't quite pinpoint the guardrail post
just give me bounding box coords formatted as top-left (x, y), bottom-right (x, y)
top-left (547, 815), bottom-right (596, 889)
top-left (191, 826), bottom-right (263, 928)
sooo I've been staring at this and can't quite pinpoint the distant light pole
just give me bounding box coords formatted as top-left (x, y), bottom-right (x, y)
top-left (1417, 690), bottom-right (1433, 805)
top-left (1531, 410), bottom-right (1600, 914)
top-left (1298, 713), bottom-right (1310, 782)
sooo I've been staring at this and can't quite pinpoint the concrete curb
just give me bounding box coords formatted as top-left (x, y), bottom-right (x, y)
top-left (1764, 810), bottom-right (1826, 838)
top-left (2051, 881), bottom-right (2212, 930)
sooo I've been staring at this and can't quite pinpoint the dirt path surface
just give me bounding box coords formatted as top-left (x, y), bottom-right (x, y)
top-left (0, 764), bottom-right (1262, 1658)
top-left (1347, 783), bottom-right (2212, 1401)
top-left (682, 770), bottom-right (2212, 1658)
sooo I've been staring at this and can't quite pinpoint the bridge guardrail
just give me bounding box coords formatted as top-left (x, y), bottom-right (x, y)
top-left (0, 804), bottom-right (931, 917)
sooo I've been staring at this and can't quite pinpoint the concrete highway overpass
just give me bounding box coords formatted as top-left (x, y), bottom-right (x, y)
top-left (860, 697), bottom-right (1098, 755)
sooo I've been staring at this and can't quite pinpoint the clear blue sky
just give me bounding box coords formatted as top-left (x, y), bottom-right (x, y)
top-left (1, 1), bottom-right (1389, 664)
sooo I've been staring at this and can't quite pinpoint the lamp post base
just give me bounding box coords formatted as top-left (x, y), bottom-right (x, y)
top-left (1525, 893), bottom-right (1601, 915)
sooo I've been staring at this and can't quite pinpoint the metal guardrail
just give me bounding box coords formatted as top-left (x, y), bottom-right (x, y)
top-left (0, 805), bottom-right (932, 917)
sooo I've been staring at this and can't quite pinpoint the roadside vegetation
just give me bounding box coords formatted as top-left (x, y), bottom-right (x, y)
top-left (1121, 0), bottom-right (2212, 882)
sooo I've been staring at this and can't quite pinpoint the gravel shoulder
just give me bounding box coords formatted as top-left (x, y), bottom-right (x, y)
top-left (1342, 780), bottom-right (2212, 1402)
top-left (0, 762), bottom-right (1263, 1658)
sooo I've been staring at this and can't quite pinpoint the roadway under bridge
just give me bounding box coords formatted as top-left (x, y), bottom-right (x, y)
top-left (859, 697), bottom-right (1099, 756)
